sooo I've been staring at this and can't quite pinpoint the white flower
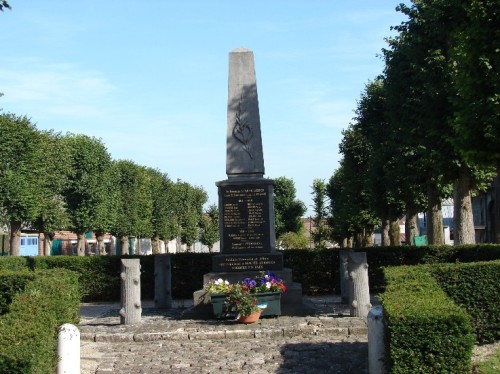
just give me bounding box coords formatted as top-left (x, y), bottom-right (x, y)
top-left (266, 281), bottom-right (272, 289)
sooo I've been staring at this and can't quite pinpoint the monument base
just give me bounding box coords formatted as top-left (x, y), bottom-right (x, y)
top-left (190, 267), bottom-right (310, 317)
top-left (212, 252), bottom-right (283, 272)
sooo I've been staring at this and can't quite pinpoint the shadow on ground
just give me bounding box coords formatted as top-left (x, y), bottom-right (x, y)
top-left (276, 341), bottom-right (368, 374)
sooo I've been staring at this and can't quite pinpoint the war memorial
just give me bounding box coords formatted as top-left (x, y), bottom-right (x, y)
top-left (192, 47), bottom-right (308, 311)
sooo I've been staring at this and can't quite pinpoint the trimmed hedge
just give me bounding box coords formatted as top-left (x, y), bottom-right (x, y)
top-left (0, 269), bottom-right (80, 374)
top-left (381, 265), bottom-right (475, 373)
top-left (359, 244), bottom-right (500, 293)
top-left (0, 271), bottom-right (35, 315)
top-left (0, 244), bottom-right (499, 301)
top-left (431, 260), bottom-right (500, 344)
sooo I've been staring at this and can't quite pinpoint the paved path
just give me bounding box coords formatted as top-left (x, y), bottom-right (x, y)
top-left (79, 296), bottom-right (370, 374)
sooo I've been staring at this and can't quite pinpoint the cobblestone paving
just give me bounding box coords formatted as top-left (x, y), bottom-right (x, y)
top-left (80, 296), bottom-right (369, 374)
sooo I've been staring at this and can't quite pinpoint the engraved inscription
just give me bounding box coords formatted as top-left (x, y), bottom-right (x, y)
top-left (214, 255), bottom-right (282, 272)
top-left (221, 185), bottom-right (270, 253)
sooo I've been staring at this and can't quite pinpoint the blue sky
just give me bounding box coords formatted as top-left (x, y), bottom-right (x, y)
top-left (0, 1), bottom-right (408, 215)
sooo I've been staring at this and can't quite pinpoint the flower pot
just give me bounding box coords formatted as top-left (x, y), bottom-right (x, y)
top-left (210, 293), bottom-right (227, 318)
top-left (238, 311), bottom-right (261, 324)
top-left (255, 292), bottom-right (281, 317)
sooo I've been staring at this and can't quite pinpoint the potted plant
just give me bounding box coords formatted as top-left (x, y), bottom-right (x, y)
top-left (225, 283), bottom-right (264, 324)
top-left (204, 271), bottom-right (286, 318)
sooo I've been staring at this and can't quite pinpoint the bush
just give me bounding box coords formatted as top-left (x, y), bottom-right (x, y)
top-left (0, 269), bottom-right (80, 374)
top-left (432, 260), bottom-right (500, 344)
top-left (0, 271), bottom-right (35, 315)
top-left (381, 265), bottom-right (475, 373)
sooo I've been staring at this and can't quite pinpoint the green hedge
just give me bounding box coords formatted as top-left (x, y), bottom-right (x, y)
top-left (431, 260), bottom-right (500, 344)
top-left (381, 265), bottom-right (475, 373)
top-left (0, 269), bottom-right (80, 374)
top-left (0, 271), bottom-right (35, 315)
top-left (0, 244), bottom-right (499, 302)
top-left (359, 244), bottom-right (500, 293)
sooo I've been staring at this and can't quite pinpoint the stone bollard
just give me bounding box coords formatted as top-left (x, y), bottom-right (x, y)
top-left (154, 254), bottom-right (172, 308)
top-left (368, 305), bottom-right (386, 374)
top-left (348, 251), bottom-right (371, 318)
top-left (339, 249), bottom-right (350, 304)
top-left (57, 323), bottom-right (80, 374)
top-left (119, 258), bottom-right (142, 324)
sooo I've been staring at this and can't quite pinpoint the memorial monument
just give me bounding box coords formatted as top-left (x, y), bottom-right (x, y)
top-left (192, 48), bottom-right (309, 312)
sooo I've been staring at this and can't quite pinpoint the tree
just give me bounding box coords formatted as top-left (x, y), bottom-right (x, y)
top-left (31, 131), bottom-right (72, 255)
top-left (451, 0), bottom-right (500, 173)
top-left (147, 168), bottom-right (173, 254)
top-left (112, 160), bottom-right (153, 255)
top-left (168, 181), bottom-right (207, 251)
top-left (382, 1), bottom-right (493, 245)
top-left (273, 176), bottom-right (306, 239)
top-left (311, 179), bottom-right (330, 248)
top-left (0, 1), bottom-right (11, 12)
top-left (0, 114), bottom-right (44, 255)
top-left (62, 133), bottom-right (116, 256)
top-left (451, 0), bottom-right (500, 243)
top-left (200, 204), bottom-right (219, 253)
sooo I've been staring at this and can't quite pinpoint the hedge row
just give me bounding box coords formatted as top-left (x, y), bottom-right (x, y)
top-left (431, 260), bottom-right (500, 344)
top-left (0, 244), bottom-right (499, 301)
top-left (0, 269), bottom-right (80, 373)
top-left (0, 271), bottom-right (35, 315)
top-left (381, 265), bottom-right (475, 373)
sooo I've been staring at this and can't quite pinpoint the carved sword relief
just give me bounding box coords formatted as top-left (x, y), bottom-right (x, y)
top-left (232, 96), bottom-right (254, 160)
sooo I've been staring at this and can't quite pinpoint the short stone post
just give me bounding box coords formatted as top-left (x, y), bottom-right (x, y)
top-left (154, 254), bottom-right (172, 308)
top-left (57, 323), bottom-right (80, 374)
top-left (368, 305), bottom-right (386, 374)
top-left (339, 249), bottom-right (350, 303)
top-left (348, 251), bottom-right (371, 318)
top-left (119, 258), bottom-right (142, 324)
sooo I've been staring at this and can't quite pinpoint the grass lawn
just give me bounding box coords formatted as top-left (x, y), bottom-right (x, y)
top-left (473, 345), bottom-right (500, 374)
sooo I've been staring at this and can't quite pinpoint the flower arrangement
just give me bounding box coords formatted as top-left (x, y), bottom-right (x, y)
top-left (224, 283), bottom-right (262, 317)
top-left (203, 278), bottom-right (232, 294)
top-left (242, 271), bottom-right (287, 294)
top-left (203, 271), bottom-right (285, 319)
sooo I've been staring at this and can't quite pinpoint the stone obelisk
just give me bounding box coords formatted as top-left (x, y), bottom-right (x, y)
top-left (213, 47), bottom-right (282, 272)
top-left (226, 48), bottom-right (265, 179)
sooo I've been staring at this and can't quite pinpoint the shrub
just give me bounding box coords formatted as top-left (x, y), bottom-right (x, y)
top-left (432, 260), bottom-right (500, 344)
top-left (0, 271), bottom-right (35, 315)
top-left (381, 265), bottom-right (475, 373)
top-left (0, 269), bottom-right (80, 373)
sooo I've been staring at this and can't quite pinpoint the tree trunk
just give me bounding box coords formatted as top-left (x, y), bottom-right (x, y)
top-left (95, 231), bottom-right (106, 255)
top-left (9, 220), bottom-right (22, 256)
top-left (363, 227), bottom-right (374, 247)
top-left (381, 218), bottom-right (390, 247)
top-left (453, 166), bottom-right (476, 245)
top-left (120, 236), bottom-right (129, 256)
top-left (405, 205), bottom-right (420, 246)
top-left (76, 232), bottom-right (86, 256)
top-left (389, 219), bottom-right (401, 246)
top-left (427, 185), bottom-right (444, 245)
top-left (43, 233), bottom-right (53, 256)
top-left (494, 174), bottom-right (500, 244)
top-left (354, 232), bottom-right (363, 248)
top-left (152, 236), bottom-right (161, 254)
top-left (348, 251), bottom-right (371, 318)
